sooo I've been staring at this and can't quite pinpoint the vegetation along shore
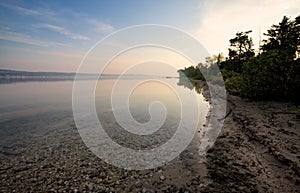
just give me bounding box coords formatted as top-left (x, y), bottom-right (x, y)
top-left (178, 15), bottom-right (300, 192)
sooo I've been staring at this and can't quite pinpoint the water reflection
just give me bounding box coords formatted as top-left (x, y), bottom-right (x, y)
top-left (95, 79), bottom-right (182, 150)
top-left (0, 76), bottom-right (209, 169)
top-left (0, 76), bottom-right (211, 189)
top-left (177, 71), bottom-right (206, 95)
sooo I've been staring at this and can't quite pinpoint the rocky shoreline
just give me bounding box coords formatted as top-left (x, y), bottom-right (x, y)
top-left (1, 82), bottom-right (300, 192)
top-left (189, 79), bottom-right (300, 192)
top-left (0, 108), bottom-right (210, 192)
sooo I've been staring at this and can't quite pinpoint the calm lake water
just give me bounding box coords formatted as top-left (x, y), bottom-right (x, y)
top-left (0, 77), bottom-right (210, 191)
top-left (0, 77), bottom-right (208, 164)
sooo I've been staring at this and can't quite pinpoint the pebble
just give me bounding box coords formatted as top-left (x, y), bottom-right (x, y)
top-left (87, 183), bottom-right (93, 190)
top-left (142, 187), bottom-right (147, 193)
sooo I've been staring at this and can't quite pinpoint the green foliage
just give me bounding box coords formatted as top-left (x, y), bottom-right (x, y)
top-left (241, 15), bottom-right (300, 101)
top-left (178, 66), bottom-right (204, 80)
top-left (220, 31), bottom-right (255, 73)
top-left (220, 69), bottom-right (240, 81)
top-left (178, 63), bottom-right (223, 82)
top-left (224, 75), bottom-right (244, 96)
top-left (242, 51), bottom-right (300, 100)
top-left (242, 50), bottom-right (286, 99)
top-left (178, 15), bottom-right (300, 102)
top-left (228, 30), bottom-right (255, 61)
top-left (262, 16), bottom-right (300, 58)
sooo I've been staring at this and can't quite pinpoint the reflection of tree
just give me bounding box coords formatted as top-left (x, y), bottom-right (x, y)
top-left (177, 71), bottom-right (204, 95)
top-left (193, 82), bottom-right (204, 95)
top-left (177, 71), bottom-right (194, 90)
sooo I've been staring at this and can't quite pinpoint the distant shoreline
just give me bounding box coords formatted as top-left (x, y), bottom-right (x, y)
top-left (0, 69), bottom-right (173, 82)
top-left (0, 69), bottom-right (125, 78)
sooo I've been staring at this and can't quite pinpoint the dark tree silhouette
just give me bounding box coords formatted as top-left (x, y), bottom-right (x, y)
top-left (262, 15), bottom-right (300, 59)
top-left (220, 31), bottom-right (255, 73)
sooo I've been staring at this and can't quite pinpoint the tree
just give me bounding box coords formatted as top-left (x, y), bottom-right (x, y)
top-left (242, 50), bottom-right (300, 101)
top-left (213, 53), bottom-right (226, 66)
top-left (221, 31), bottom-right (255, 73)
top-left (295, 15), bottom-right (300, 58)
top-left (240, 15), bottom-right (300, 101)
top-left (261, 15), bottom-right (300, 59)
top-left (178, 66), bottom-right (204, 80)
top-left (228, 30), bottom-right (255, 61)
top-left (179, 15), bottom-right (300, 102)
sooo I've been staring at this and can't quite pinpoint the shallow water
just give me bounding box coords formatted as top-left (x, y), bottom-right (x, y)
top-left (0, 78), bottom-right (208, 147)
top-left (0, 77), bottom-right (209, 191)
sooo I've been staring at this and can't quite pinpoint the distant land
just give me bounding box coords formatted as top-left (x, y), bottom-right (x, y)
top-left (0, 69), bottom-right (176, 83)
top-left (0, 69), bottom-right (112, 79)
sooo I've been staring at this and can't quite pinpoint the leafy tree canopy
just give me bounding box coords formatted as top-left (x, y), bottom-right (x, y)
top-left (179, 15), bottom-right (300, 102)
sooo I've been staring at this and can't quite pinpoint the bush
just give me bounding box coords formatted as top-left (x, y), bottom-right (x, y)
top-left (242, 50), bottom-right (300, 101)
top-left (224, 75), bottom-right (244, 96)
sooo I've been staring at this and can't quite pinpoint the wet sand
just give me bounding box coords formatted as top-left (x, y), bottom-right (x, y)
top-left (203, 95), bottom-right (300, 193)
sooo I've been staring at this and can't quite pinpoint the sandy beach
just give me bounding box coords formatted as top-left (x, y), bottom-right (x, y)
top-left (203, 94), bottom-right (300, 193)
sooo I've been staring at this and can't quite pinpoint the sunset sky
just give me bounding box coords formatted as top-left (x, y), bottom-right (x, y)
top-left (0, 0), bottom-right (299, 73)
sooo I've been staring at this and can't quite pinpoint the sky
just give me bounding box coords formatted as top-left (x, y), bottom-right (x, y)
top-left (0, 0), bottom-right (299, 73)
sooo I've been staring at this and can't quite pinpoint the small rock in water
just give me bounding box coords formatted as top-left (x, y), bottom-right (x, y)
top-left (160, 175), bottom-right (165, 180)
top-left (87, 183), bottom-right (93, 190)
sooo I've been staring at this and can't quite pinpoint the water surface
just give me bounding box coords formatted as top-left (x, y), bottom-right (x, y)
top-left (1, 78), bottom-right (208, 153)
